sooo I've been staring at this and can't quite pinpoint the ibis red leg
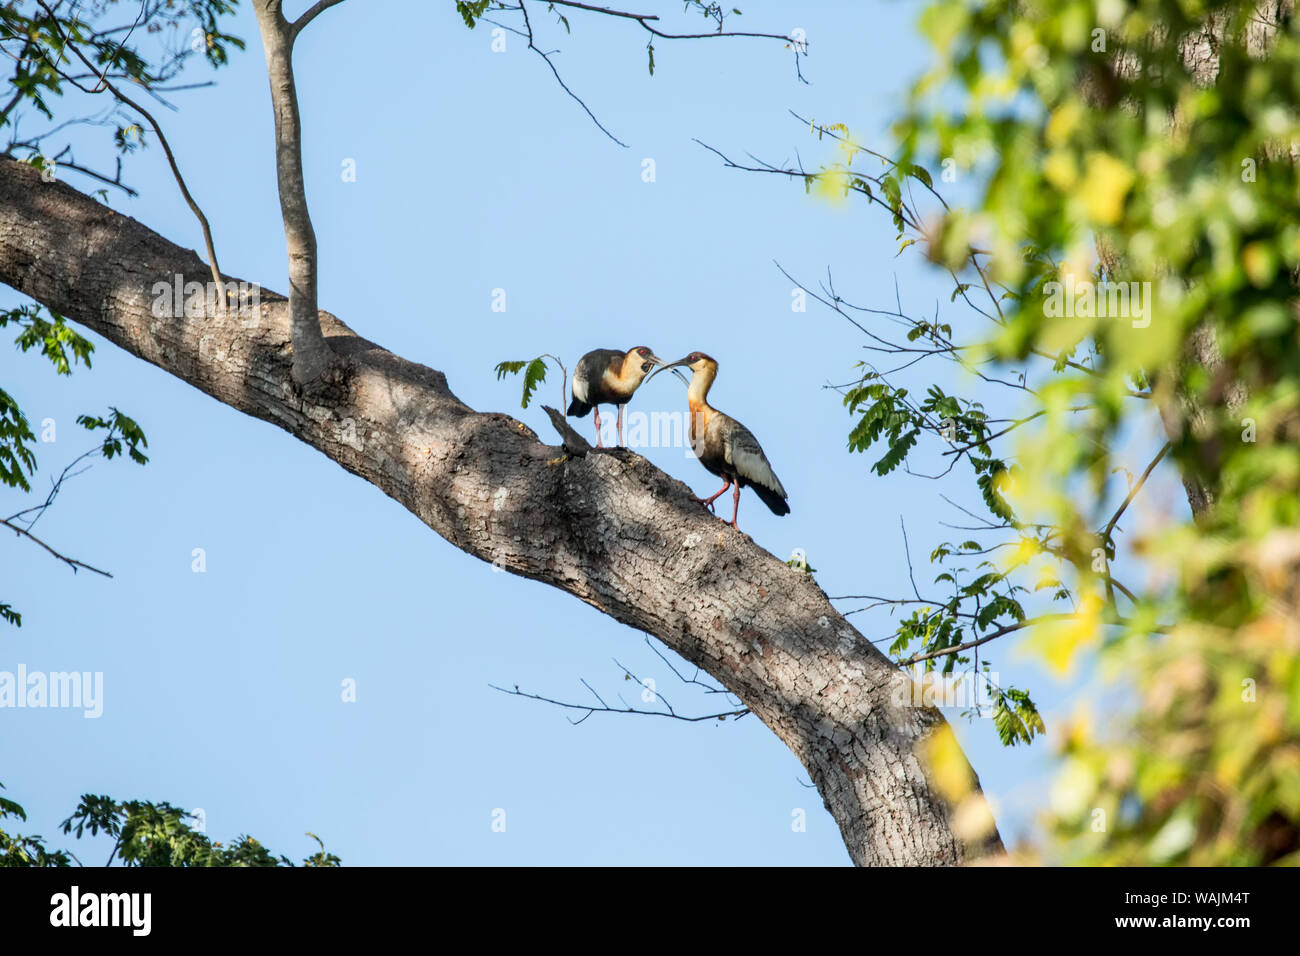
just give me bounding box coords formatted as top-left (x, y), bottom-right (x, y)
top-left (730, 481), bottom-right (742, 529)
top-left (697, 478), bottom-right (732, 514)
top-left (617, 404), bottom-right (626, 447)
top-left (592, 406), bottom-right (604, 448)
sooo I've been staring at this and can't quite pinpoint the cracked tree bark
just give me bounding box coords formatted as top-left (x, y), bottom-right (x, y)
top-left (0, 156), bottom-right (1002, 866)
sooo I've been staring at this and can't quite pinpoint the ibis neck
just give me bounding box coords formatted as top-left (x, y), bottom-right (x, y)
top-left (687, 365), bottom-right (716, 413)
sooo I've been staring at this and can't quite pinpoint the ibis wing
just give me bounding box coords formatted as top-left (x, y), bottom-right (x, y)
top-left (719, 416), bottom-right (787, 500)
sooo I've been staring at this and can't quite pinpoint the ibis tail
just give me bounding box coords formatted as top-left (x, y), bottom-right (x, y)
top-left (751, 482), bottom-right (791, 517)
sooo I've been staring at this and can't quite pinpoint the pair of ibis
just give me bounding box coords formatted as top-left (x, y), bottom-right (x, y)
top-left (565, 346), bottom-right (789, 529)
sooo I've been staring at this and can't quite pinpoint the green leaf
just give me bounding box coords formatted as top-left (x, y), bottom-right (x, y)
top-left (77, 408), bottom-right (149, 465)
top-left (520, 357), bottom-right (547, 409)
top-left (495, 356), bottom-right (553, 408)
top-left (873, 428), bottom-right (919, 476)
top-left (992, 689), bottom-right (1045, 747)
top-left (0, 386), bottom-right (37, 491)
top-left (494, 360), bottom-right (528, 380)
top-left (455, 1), bottom-right (492, 29)
top-left (0, 782), bottom-right (27, 820)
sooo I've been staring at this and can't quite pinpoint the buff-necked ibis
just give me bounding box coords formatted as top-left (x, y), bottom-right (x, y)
top-left (648, 352), bottom-right (790, 529)
top-left (567, 346), bottom-right (667, 447)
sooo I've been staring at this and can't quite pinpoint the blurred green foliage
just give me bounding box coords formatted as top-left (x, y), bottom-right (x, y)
top-left (1, 781), bottom-right (339, 867)
top-left (872, 0), bottom-right (1300, 863)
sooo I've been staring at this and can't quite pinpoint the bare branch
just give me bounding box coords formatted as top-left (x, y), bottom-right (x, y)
top-left (1, 518), bottom-right (112, 578)
top-left (493, 0), bottom-right (806, 146)
top-left (31, 2), bottom-right (223, 286)
top-left (518, 0), bottom-right (629, 148)
top-left (253, 0), bottom-right (332, 382)
top-left (88, 0), bottom-right (148, 93)
top-left (6, 442), bottom-right (105, 531)
top-left (531, 0), bottom-right (801, 44)
top-left (490, 649), bottom-right (749, 724)
top-left (1101, 442), bottom-right (1172, 544)
top-left (642, 635), bottom-right (732, 695)
top-left (289, 0), bottom-right (347, 42)
top-left (6, 144), bottom-right (138, 196)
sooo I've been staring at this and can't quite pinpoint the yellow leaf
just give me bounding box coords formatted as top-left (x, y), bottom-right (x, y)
top-left (814, 168), bottom-right (851, 206)
top-left (1242, 241), bottom-right (1276, 287)
top-left (1009, 536), bottom-right (1040, 568)
top-left (919, 724), bottom-right (974, 803)
top-left (1043, 151), bottom-right (1078, 192)
top-left (1050, 757), bottom-right (1098, 820)
top-left (1046, 102), bottom-right (1082, 146)
top-left (1081, 152), bottom-right (1135, 225)
top-left (953, 793), bottom-right (997, 844)
top-left (1033, 591), bottom-right (1104, 675)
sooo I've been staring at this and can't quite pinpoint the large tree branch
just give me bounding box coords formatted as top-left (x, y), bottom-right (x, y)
top-left (0, 156), bottom-right (1001, 866)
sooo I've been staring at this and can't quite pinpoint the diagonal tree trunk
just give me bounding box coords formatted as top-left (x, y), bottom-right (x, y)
top-left (0, 156), bottom-right (1000, 866)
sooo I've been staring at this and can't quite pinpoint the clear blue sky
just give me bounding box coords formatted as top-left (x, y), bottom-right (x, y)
top-left (1, 0), bottom-right (1146, 864)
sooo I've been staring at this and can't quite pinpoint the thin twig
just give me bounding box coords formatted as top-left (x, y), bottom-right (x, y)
top-left (32, 2), bottom-right (223, 287)
top-left (1, 519), bottom-right (112, 577)
top-left (519, 0), bottom-right (628, 147)
top-left (1101, 442), bottom-right (1171, 543)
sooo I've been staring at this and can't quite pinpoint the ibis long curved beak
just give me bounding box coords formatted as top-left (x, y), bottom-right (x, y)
top-left (643, 352), bottom-right (688, 384)
top-left (646, 355), bottom-right (693, 386)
